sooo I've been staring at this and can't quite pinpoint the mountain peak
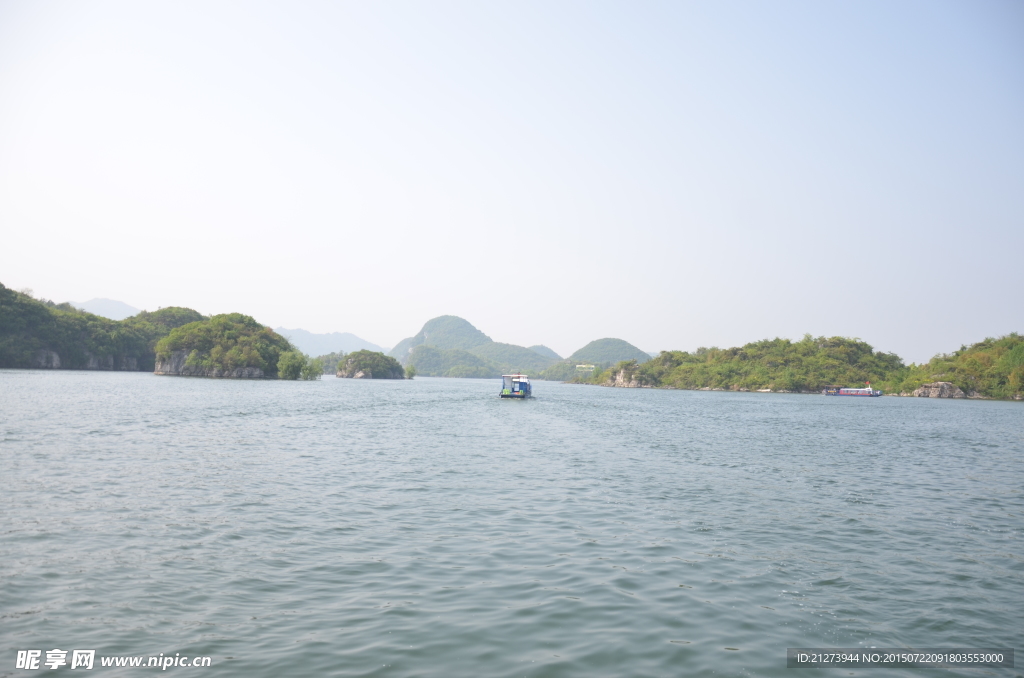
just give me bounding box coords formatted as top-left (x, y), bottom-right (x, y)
top-left (389, 316), bottom-right (491, 361)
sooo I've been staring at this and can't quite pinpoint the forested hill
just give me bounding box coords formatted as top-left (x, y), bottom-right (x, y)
top-left (0, 283), bottom-right (203, 371)
top-left (568, 338), bottom-right (651, 365)
top-left (574, 333), bottom-right (1023, 400)
top-left (392, 316), bottom-right (561, 377)
top-left (578, 335), bottom-right (903, 392)
top-left (528, 345), bottom-right (562, 360)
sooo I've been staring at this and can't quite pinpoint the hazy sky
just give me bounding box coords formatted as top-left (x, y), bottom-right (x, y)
top-left (1, 1), bottom-right (1021, 362)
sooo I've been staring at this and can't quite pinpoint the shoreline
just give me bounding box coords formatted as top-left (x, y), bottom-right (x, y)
top-left (569, 380), bottom-right (1022, 401)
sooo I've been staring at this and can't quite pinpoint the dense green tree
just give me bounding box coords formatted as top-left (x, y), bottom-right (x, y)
top-left (315, 351), bottom-right (346, 374)
top-left (301, 357), bottom-right (324, 381)
top-left (883, 333), bottom-right (1023, 398)
top-left (277, 351), bottom-right (306, 380)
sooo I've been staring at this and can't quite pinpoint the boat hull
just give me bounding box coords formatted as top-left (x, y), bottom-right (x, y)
top-left (499, 392), bottom-right (530, 399)
top-left (823, 386), bottom-right (882, 397)
top-left (824, 393), bottom-right (881, 397)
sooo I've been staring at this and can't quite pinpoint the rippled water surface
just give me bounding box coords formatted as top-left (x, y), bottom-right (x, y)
top-left (2, 370), bottom-right (1022, 677)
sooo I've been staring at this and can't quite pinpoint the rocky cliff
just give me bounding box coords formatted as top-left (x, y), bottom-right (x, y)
top-left (338, 367), bottom-right (376, 379)
top-left (155, 350), bottom-right (265, 378)
top-left (33, 350), bottom-right (61, 368)
top-left (609, 367), bottom-right (643, 388)
top-left (336, 364), bottom-right (404, 379)
top-left (603, 362), bottom-right (655, 388)
top-left (912, 381), bottom-right (966, 398)
top-left (31, 349), bottom-right (138, 371)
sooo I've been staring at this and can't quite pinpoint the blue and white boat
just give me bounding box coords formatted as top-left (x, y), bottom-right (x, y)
top-left (500, 374), bottom-right (532, 399)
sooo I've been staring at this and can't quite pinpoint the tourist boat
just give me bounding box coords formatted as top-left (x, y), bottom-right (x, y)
top-left (500, 374), bottom-right (532, 398)
top-left (823, 383), bottom-right (882, 397)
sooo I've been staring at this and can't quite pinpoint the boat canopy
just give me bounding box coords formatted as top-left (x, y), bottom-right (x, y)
top-left (502, 373), bottom-right (528, 387)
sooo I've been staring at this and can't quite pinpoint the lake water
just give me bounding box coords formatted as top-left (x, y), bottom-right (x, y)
top-left (2, 370), bottom-right (1022, 677)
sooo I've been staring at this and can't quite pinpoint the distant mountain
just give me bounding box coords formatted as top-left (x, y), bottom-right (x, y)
top-left (568, 338), bottom-right (651, 365)
top-left (72, 298), bottom-right (141, 321)
top-left (393, 316), bottom-right (559, 378)
top-left (389, 316), bottom-right (491, 362)
top-left (275, 328), bottom-right (384, 357)
top-left (528, 345), bottom-right (562, 360)
top-left (469, 342), bottom-right (558, 374)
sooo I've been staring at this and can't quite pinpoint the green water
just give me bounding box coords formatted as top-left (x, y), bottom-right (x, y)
top-left (2, 370), bottom-right (1021, 676)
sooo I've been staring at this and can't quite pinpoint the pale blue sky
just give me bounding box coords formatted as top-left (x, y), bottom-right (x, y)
top-left (1, 1), bottom-right (1021, 361)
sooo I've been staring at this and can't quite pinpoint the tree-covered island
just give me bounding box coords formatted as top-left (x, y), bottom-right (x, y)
top-left (573, 333), bottom-right (1022, 400)
top-left (335, 350), bottom-right (406, 379)
top-left (155, 314), bottom-right (320, 379)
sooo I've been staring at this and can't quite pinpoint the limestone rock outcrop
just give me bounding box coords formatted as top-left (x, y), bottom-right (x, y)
top-left (33, 349), bottom-right (61, 368)
top-left (336, 363), bottom-right (404, 379)
top-left (605, 361), bottom-right (653, 388)
top-left (155, 350), bottom-right (264, 378)
top-left (912, 381), bottom-right (965, 398)
top-left (610, 367), bottom-right (642, 388)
